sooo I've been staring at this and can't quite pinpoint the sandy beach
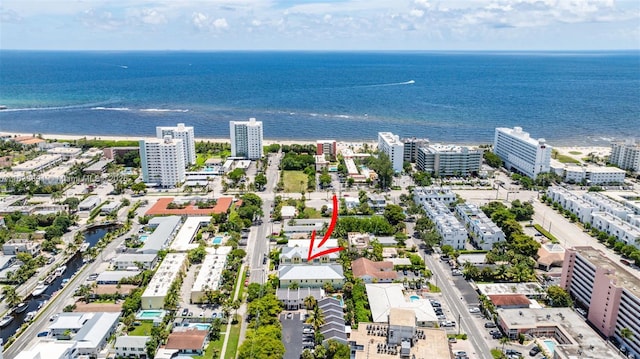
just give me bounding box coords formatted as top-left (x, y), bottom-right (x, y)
top-left (0, 131), bottom-right (611, 157)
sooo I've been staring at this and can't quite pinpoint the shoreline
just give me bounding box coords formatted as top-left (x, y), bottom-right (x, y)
top-left (0, 131), bottom-right (612, 156)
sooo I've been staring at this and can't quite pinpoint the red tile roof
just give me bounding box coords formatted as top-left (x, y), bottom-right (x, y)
top-left (165, 329), bottom-right (208, 350)
top-left (488, 294), bottom-right (531, 307)
top-left (145, 197), bottom-right (233, 216)
top-left (352, 257), bottom-right (397, 280)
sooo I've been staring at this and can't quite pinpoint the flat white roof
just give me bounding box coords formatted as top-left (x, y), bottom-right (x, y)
top-left (170, 216), bottom-right (211, 252)
top-left (97, 270), bottom-right (140, 282)
top-left (365, 283), bottom-right (437, 323)
top-left (281, 206), bottom-right (297, 218)
top-left (142, 253), bottom-right (187, 301)
top-left (192, 249), bottom-right (231, 293)
top-left (15, 341), bottom-right (77, 359)
top-left (12, 154), bottom-right (62, 172)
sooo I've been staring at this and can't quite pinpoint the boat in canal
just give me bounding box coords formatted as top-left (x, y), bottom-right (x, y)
top-left (32, 281), bottom-right (48, 297)
top-left (0, 315), bottom-right (14, 327)
top-left (14, 302), bottom-right (28, 314)
top-left (24, 311), bottom-right (37, 322)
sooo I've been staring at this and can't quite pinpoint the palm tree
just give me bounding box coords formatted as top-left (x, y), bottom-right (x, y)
top-left (231, 300), bottom-right (241, 323)
top-left (499, 336), bottom-right (510, 353)
top-left (303, 296), bottom-right (317, 310)
top-left (2, 285), bottom-right (22, 308)
top-left (620, 327), bottom-right (634, 341)
top-left (306, 306), bottom-right (325, 332)
top-left (77, 284), bottom-right (93, 303)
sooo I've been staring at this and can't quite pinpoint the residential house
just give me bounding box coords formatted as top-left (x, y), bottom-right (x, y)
top-left (165, 328), bottom-right (208, 355)
top-left (278, 264), bottom-right (344, 289)
top-left (114, 336), bottom-right (150, 358)
top-left (352, 257), bottom-right (398, 283)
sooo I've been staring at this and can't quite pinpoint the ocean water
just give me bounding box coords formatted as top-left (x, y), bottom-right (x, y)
top-left (0, 51), bottom-right (638, 145)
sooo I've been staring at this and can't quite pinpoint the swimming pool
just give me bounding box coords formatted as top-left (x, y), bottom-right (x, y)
top-left (136, 310), bottom-right (166, 320)
top-left (189, 323), bottom-right (211, 331)
top-left (410, 295), bottom-right (420, 302)
top-left (139, 235), bottom-right (148, 242)
top-left (212, 236), bottom-right (223, 244)
top-left (543, 339), bottom-right (556, 355)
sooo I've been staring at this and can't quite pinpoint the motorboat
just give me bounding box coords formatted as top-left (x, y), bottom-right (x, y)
top-left (32, 281), bottom-right (48, 297)
top-left (14, 302), bottom-right (28, 314)
top-left (53, 265), bottom-right (67, 277)
top-left (0, 315), bottom-right (14, 327)
top-left (80, 242), bottom-right (90, 252)
top-left (24, 311), bottom-right (37, 322)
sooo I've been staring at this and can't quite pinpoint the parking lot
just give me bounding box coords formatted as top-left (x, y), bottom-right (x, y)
top-left (280, 312), bottom-right (305, 359)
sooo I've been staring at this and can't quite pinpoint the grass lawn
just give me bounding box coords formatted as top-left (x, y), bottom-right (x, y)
top-left (534, 224), bottom-right (559, 243)
top-left (302, 207), bottom-right (323, 219)
top-left (569, 151), bottom-right (582, 155)
top-left (196, 153), bottom-right (210, 167)
top-left (194, 334), bottom-right (226, 359)
top-left (236, 266), bottom-right (247, 300)
top-left (554, 153), bottom-right (581, 164)
top-left (128, 321), bottom-right (154, 336)
top-left (224, 319), bottom-right (241, 359)
top-left (283, 171), bottom-right (308, 193)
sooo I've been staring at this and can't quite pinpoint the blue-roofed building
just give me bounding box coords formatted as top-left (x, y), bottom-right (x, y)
top-left (137, 216), bottom-right (182, 254)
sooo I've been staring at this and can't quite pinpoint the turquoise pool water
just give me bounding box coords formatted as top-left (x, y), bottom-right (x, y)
top-left (139, 235), bottom-right (148, 242)
top-left (410, 295), bottom-right (420, 302)
top-left (543, 339), bottom-right (556, 354)
top-left (136, 310), bottom-right (166, 320)
top-left (212, 236), bottom-right (223, 244)
top-left (190, 323), bottom-right (211, 331)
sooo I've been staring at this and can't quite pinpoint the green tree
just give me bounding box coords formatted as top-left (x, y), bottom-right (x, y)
top-left (484, 151), bottom-right (503, 168)
top-left (383, 204), bottom-right (406, 226)
top-left (2, 285), bottom-right (22, 308)
top-left (131, 182), bottom-right (147, 194)
top-left (319, 171), bottom-right (332, 189)
top-left (546, 286), bottom-right (572, 307)
top-left (306, 306), bottom-right (326, 332)
top-left (255, 172), bottom-right (267, 189)
top-left (367, 152), bottom-right (394, 189)
top-left (228, 168), bottom-right (246, 184)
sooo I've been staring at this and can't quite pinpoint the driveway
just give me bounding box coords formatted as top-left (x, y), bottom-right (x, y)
top-left (281, 312), bottom-right (303, 359)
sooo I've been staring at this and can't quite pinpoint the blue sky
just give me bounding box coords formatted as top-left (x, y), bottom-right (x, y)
top-left (1, 0), bottom-right (639, 50)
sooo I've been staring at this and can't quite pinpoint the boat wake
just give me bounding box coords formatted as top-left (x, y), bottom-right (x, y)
top-left (0, 102), bottom-right (113, 112)
top-left (140, 108), bottom-right (189, 113)
top-left (91, 107), bottom-right (131, 111)
top-left (353, 80), bottom-right (415, 88)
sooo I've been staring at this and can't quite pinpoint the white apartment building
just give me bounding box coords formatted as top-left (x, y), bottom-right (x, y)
top-left (551, 161), bottom-right (627, 185)
top-left (416, 144), bottom-right (483, 177)
top-left (140, 136), bottom-right (186, 188)
top-left (191, 247), bottom-right (232, 303)
top-left (546, 187), bottom-right (598, 223)
top-left (610, 139), bottom-right (640, 172)
top-left (494, 126), bottom-right (552, 179)
top-left (230, 118), bottom-right (263, 159)
top-left (114, 336), bottom-right (150, 358)
top-left (156, 123), bottom-right (196, 166)
top-left (546, 187), bottom-right (640, 247)
top-left (402, 137), bottom-right (429, 163)
top-left (591, 212), bottom-right (640, 247)
top-left (412, 186), bottom-right (457, 206)
top-left (421, 200), bottom-right (467, 249)
top-left (456, 203), bottom-right (505, 250)
top-left (12, 154), bottom-right (63, 173)
top-left (141, 253), bottom-right (187, 309)
top-left (377, 132), bottom-right (404, 173)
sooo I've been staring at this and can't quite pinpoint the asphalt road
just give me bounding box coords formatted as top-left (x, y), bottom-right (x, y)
top-left (3, 232), bottom-right (129, 358)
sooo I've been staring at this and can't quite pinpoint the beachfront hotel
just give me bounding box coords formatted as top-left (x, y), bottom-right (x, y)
top-left (230, 118), bottom-right (263, 160)
top-left (610, 139), bottom-right (640, 172)
top-left (156, 123), bottom-right (196, 166)
top-left (139, 136), bottom-right (186, 188)
top-left (493, 126), bottom-right (552, 179)
top-left (561, 246), bottom-right (640, 358)
top-left (377, 132), bottom-right (404, 173)
top-left (416, 144), bottom-right (483, 177)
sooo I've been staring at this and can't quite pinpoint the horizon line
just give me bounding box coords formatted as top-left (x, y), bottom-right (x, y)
top-left (1, 48), bottom-right (639, 53)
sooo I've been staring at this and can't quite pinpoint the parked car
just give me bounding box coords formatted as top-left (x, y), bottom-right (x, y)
top-left (505, 349), bottom-right (521, 356)
top-left (469, 307), bottom-right (480, 313)
top-left (303, 328), bottom-right (314, 334)
top-left (529, 346), bottom-right (541, 356)
top-left (286, 312), bottom-right (293, 319)
top-left (181, 308), bottom-right (189, 316)
top-left (484, 322), bottom-right (497, 328)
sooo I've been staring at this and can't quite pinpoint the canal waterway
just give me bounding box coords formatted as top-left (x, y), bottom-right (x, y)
top-left (0, 226), bottom-right (112, 344)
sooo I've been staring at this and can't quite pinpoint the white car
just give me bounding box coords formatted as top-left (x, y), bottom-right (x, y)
top-left (469, 307), bottom-right (481, 313)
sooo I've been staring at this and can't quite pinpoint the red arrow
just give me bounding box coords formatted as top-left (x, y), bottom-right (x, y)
top-left (307, 195), bottom-right (345, 261)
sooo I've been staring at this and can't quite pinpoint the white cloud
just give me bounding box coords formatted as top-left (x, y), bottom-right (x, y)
top-left (409, 9), bottom-right (424, 18)
top-left (213, 17), bottom-right (229, 29)
top-left (139, 9), bottom-right (167, 25)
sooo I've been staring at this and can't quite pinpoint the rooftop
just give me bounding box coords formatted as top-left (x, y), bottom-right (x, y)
top-left (191, 250), bottom-right (230, 293)
top-left (171, 216), bottom-right (211, 252)
top-left (146, 197), bottom-right (234, 216)
top-left (279, 264), bottom-right (344, 281)
top-left (572, 246), bottom-right (640, 297)
top-left (142, 253), bottom-right (187, 300)
top-left (350, 325), bottom-right (450, 359)
top-left (140, 216), bottom-right (182, 253)
top-left (352, 258), bottom-right (397, 281)
top-left (477, 282), bottom-right (544, 297)
top-left (488, 294), bottom-right (531, 307)
top-left (365, 283), bottom-right (437, 323)
top-left (165, 328), bottom-right (208, 350)
top-left (115, 335), bottom-right (150, 348)
top-left (388, 308), bottom-right (415, 327)
top-left (498, 307), bottom-right (620, 359)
